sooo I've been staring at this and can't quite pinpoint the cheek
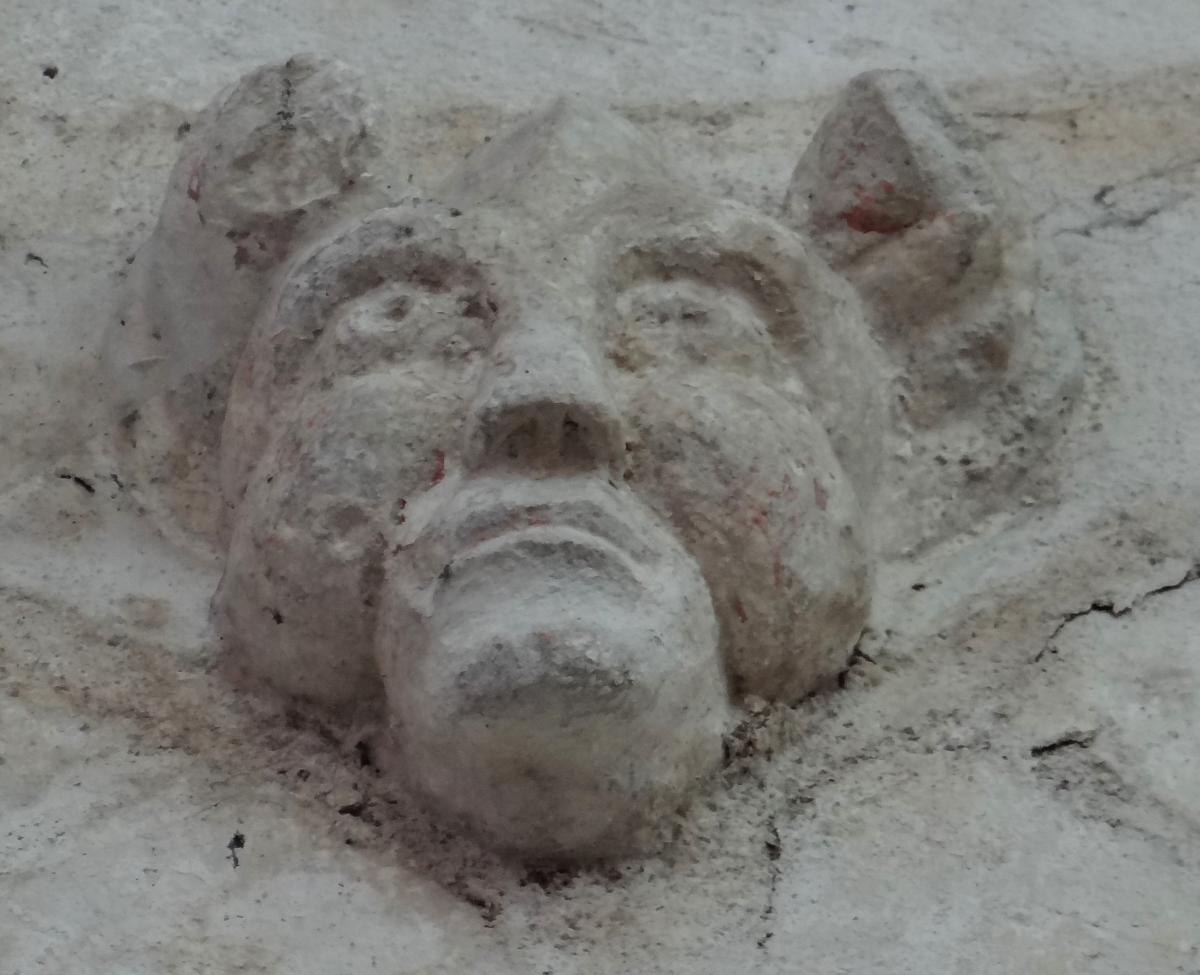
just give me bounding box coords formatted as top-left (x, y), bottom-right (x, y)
top-left (267, 371), bottom-right (471, 514)
top-left (214, 369), bottom-right (475, 707)
top-left (621, 376), bottom-right (870, 702)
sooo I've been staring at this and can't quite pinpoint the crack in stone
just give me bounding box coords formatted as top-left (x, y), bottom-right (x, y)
top-left (1031, 731), bottom-right (1199, 862)
top-left (1035, 561), bottom-right (1200, 662)
top-left (1036, 155), bottom-right (1200, 230)
top-left (837, 633), bottom-right (878, 689)
top-left (757, 814), bottom-right (782, 950)
top-left (1030, 728), bottom-right (1097, 756)
top-left (1098, 154), bottom-right (1200, 195)
top-left (1055, 194), bottom-right (1191, 237)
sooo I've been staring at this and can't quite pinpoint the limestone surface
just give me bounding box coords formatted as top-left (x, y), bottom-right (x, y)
top-left (6, 1), bottom-right (1200, 970)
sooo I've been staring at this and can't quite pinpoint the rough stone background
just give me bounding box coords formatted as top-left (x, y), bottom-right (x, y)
top-left (3, 2), bottom-right (1200, 972)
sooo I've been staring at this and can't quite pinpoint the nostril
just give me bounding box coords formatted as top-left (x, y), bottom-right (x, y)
top-left (502, 417), bottom-right (540, 461)
top-left (475, 401), bottom-right (621, 474)
top-left (561, 415), bottom-right (581, 454)
top-left (560, 412), bottom-right (592, 466)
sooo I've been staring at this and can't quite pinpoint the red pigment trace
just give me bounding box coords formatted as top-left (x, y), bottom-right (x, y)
top-left (431, 450), bottom-right (446, 485)
top-left (766, 472), bottom-right (794, 500)
top-left (839, 181), bottom-right (915, 235)
top-left (813, 478), bottom-right (828, 511)
top-left (733, 596), bottom-right (749, 623)
top-left (186, 163), bottom-right (203, 202)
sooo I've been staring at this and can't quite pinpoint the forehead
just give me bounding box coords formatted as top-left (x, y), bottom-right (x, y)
top-left (276, 186), bottom-right (823, 314)
top-left (270, 96), bottom-right (852, 344)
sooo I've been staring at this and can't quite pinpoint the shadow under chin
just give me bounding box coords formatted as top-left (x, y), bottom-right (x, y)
top-left (392, 698), bottom-right (730, 860)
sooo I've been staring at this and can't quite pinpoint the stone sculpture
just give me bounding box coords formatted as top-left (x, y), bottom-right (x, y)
top-left (104, 57), bottom-right (1081, 858)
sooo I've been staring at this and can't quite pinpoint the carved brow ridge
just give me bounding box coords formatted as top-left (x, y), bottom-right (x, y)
top-left (613, 242), bottom-right (802, 336)
top-left (264, 208), bottom-right (500, 371)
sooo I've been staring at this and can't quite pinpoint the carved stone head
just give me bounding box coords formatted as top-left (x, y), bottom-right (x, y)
top-left (105, 58), bottom-right (1080, 858)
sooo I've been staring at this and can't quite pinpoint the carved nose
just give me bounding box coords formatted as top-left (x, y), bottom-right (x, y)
top-left (465, 321), bottom-right (623, 475)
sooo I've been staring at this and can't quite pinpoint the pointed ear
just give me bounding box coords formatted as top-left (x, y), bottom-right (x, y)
top-left (104, 55), bottom-right (393, 545)
top-left (782, 70), bottom-right (1040, 422)
top-left (108, 55), bottom-right (391, 412)
top-left (784, 70), bottom-right (1002, 262)
top-left (783, 71), bottom-right (1083, 559)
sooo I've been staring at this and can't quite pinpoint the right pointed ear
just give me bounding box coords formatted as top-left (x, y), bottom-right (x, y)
top-left (783, 69), bottom-right (1016, 292)
top-left (783, 71), bottom-right (1084, 559)
top-left (782, 70), bottom-right (1039, 419)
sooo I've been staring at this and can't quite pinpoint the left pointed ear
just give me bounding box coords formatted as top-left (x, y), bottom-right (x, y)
top-left (109, 55), bottom-right (392, 412)
top-left (104, 55), bottom-right (396, 547)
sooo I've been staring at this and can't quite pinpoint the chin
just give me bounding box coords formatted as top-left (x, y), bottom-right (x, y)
top-left (378, 557), bottom-right (730, 859)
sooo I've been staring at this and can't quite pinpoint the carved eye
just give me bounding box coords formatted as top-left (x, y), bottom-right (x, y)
top-left (262, 203), bottom-right (509, 388)
top-left (385, 295), bottom-right (411, 321)
top-left (609, 280), bottom-right (775, 375)
top-left (604, 206), bottom-right (825, 360)
top-left (315, 275), bottom-right (498, 380)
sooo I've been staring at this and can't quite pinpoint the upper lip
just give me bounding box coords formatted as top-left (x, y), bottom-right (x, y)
top-left (451, 500), bottom-right (648, 563)
top-left (431, 479), bottom-right (656, 571)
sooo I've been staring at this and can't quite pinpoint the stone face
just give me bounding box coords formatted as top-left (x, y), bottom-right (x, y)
top-left (110, 64), bottom-right (1080, 858)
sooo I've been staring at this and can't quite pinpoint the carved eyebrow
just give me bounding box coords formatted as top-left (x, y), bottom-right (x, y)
top-left (267, 214), bottom-right (497, 389)
top-left (612, 242), bottom-right (802, 337)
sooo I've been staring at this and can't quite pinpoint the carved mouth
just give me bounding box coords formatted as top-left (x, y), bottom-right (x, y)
top-left (455, 502), bottom-right (644, 557)
top-left (449, 509), bottom-right (648, 588)
top-left (426, 480), bottom-right (661, 587)
top-left (453, 525), bottom-right (642, 591)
